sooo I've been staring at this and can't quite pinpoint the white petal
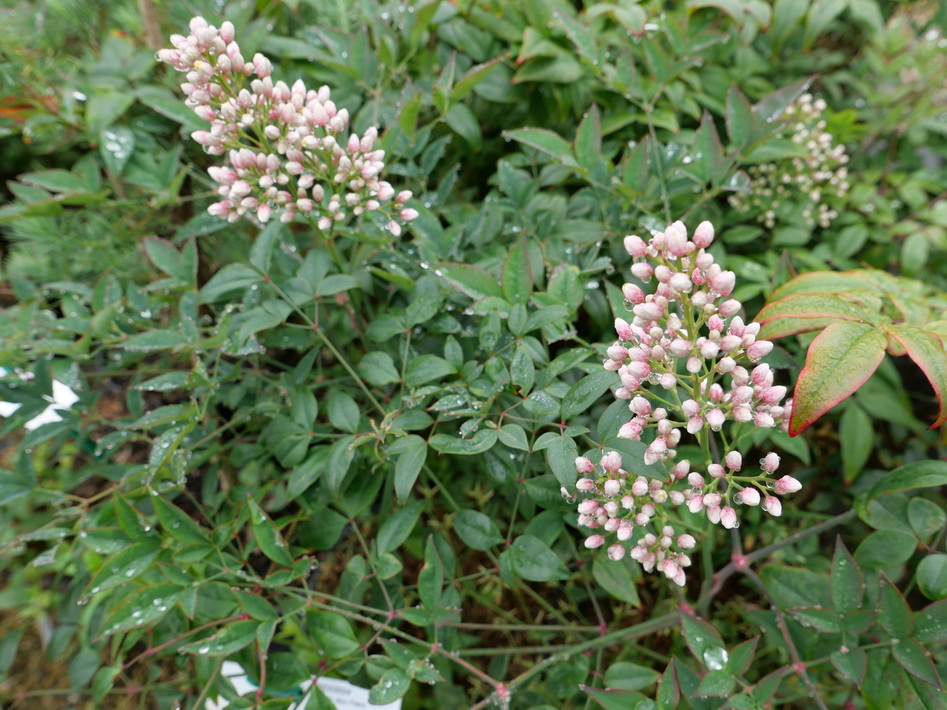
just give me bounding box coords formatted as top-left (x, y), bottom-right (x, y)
top-left (51, 380), bottom-right (80, 408)
top-left (0, 401), bottom-right (23, 418)
top-left (24, 406), bottom-right (64, 431)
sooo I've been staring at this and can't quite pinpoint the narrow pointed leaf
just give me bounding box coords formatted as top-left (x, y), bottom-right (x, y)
top-left (85, 542), bottom-right (161, 597)
top-left (789, 320), bottom-right (887, 436)
top-left (830, 647), bottom-right (867, 687)
top-left (502, 128), bottom-right (578, 167)
top-left (832, 537), bottom-right (864, 614)
top-left (502, 235), bottom-right (532, 304)
top-left (656, 660), bottom-right (680, 709)
top-left (247, 497), bottom-right (294, 567)
top-left (756, 293), bottom-right (880, 328)
top-left (884, 324), bottom-right (947, 428)
top-left (879, 575), bottom-right (914, 638)
top-left (915, 600), bottom-right (947, 644)
top-left (180, 620), bottom-right (260, 656)
top-left (892, 638), bottom-right (942, 689)
top-left (99, 584), bottom-right (182, 639)
top-left (432, 263), bottom-right (503, 301)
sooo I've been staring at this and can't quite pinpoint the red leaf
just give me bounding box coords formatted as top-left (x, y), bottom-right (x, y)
top-left (790, 321), bottom-right (887, 436)
top-left (885, 324), bottom-right (947, 429)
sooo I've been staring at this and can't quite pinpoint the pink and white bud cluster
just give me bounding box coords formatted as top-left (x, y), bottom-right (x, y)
top-left (158, 17), bottom-right (417, 233)
top-left (576, 452), bottom-right (697, 584)
top-left (575, 219), bottom-right (804, 586)
top-left (729, 93), bottom-right (848, 230)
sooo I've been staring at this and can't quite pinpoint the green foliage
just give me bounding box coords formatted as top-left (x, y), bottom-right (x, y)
top-left (0, 0), bottom-right (946, 708)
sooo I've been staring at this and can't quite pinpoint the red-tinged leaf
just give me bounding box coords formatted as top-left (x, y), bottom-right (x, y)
top-left (790, 321), bottom-right (887, 436)
top-left (892, 638), bottom-right (943, 689)
top-left (756, 293), bottom-right (880, 329)
top-left (769, 271), bottom-right (884, 301)
top-left (884, 324), bottom-right (947, 428)
top-left (656, 660), bottom-right (680, 709)
top-left (759, 316), bottom-right (839, 340)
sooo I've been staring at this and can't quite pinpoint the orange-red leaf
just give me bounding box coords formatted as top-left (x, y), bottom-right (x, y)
top-left (790, 321), bottom-right (887, 437)
top-left (885, 324), bottom-right (947, 429)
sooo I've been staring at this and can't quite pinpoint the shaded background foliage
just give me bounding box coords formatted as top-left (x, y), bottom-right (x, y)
top-left (0, 0), bottom-right (946, 708)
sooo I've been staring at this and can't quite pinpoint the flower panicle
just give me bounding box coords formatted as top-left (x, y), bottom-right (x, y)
top-left (158, 17), bottom-right (417, 233)
top-left (569, 219), bottom-right (802, 588)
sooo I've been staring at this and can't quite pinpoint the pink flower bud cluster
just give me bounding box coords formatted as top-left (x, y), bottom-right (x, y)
top-left (157, 17), bottom-right (418, 233)
top-left (573, 220), bottom-right (803, 587)
top-left (729, 93), bottom-right (848, 230)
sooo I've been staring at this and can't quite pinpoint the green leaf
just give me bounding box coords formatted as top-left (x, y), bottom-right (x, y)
top-left (831, 647), bottom-right (867, 687)
top-left (908, 498), bottom-right (946, 538)
top-left (832, 537), bottom-right (864, 615)
top-left (444, 103), bottom-right (482, 149)
top-left (545, 435), bottom-right (578, 489)
top-left (398, 90), bottom-right (422, 137)
top-left (656, 661), bottom-right (680, 710)
top-left (605, 662), bottom-right (659, 691)
top-left (428, 429), bottom-right (498, 455)
top-left (498, 423), bottom-right (530, 451)
top-left (679, 610), bottom-right (725, 660)
top-left (92, 664), bottom-right (122, 704)
top-left (150, 491), bottom-right (209, 544)
top-left (307, 611), bottom-right (361, 658)
top-left (247, 497), bottom-right (294, 567)
top-left (451, 55), bottom-right (506, 101)
top-left (694, 670), bottom-right (734, 697)
top-left (85, 542), bottom-right (161, 597)
top-left (394, 435), bottom-right (427, 501)
top-left (376, 501), bottom-right (423, 555)
top-left (789, 321), bottom-right (887, 436)
top-left (358, 352), bottom-right (401, 386)
top-left (501, 128), bottom-right (578, 167)
top-left (510, 345), bottom-right (535, 395)
top-left (369, 668), bottom-right (411, 704)
top-left (509, 534), bottom-right (569, 582)
top-left (405, 355), bottom-right (456, 387)
top-left (855, 530), bottom-right (916, 569)
top-left (728, 637), bottom-right (759, 676)
top-left (122, 330), bottom-right (188, 352)
top-left (840, 405), bottom-right (874, 483)
top-left (760, 566), bottom-right (832, 608)
top-left (197, 264), bottom-right (261, 303)
top-left (917, 555), bottom-right (947, 600)
top-left (99, 584), bottom-right (181, 639)
top-left (454, 509), bottom-right (504, 550)
top-left (892, 638), bottom-right (942, 689)
top-left (592, 555), bottom-right (641, 606)
top-left (878, 575), bottom-right (913, 638)
top-left (418, 536), bottom-right (444, 609)
top-left (561, 371), bottom-right (616, 420)
top-left (915, 600), bottom-right (947, 642)
top-left (19, 169), bottom-right (88, 193)
top-left (575, 104), bottom-right (602, 171)
top-left (433, 263), bottom-right (503, 301)
top-left (858, 461), bottom-right (947, 525)
top-left (180, 620), bottom-right (260, 656)
top-left (502, 235), bottom-right (532, 305)
top-left (884, 324), bottom-right (947, 428)
top-left (583, 687), bottom-right (648, 709)
top-left (326, 391), bottom-right (360, 433)
top-left (789, 607), bottom-right (842, 633)
top-left (725, 85), bottom-right (756, 147)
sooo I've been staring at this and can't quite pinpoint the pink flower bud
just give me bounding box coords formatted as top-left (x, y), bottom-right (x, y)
top-left (665, 221), bottom-right (689, 256)
top-left (688, 495), bottom-right (704, 513)
top-left (761, 453), bottom-right (781, 473)
top-left (673, 460), bottom-right (691, 478)
top-left (624, 235), bottom-right (648, 257)
top-left (754, 412), bottom-right (775, 428)
top-left (720, 506), bottom-right (738, 528)
top-left (687, 472), bottom-right (705, 488)
top-left (631, 262), bottom-right (653, 281)
top-left (677, 533), bottom-right (696, 549)
top-left (661, 558), bottom-right (682, 580)
top-left (631, 479), bottom-right (648, 497)
top-left (737, 487), bottom-right (760, 506)
top-left (603, 479), bottom-right (621, 497)
top-left (585, 534), bottom-right (605, 549)
top-left (762, 496), bottom-right (782, 516)
top-left (747, 340), bottom-right (773, 360)
top-left (719, 335), bottom-right (743, 352)
top-left (686, 416), bottom-right (704, 434)
top-left (718, 299), bottom-right (742, 317)
top-left (623, 283), bottom-right (645, 304)
top-left (706, 505), bottom-right (722, 524)
top-left (725, 451), bottom-right (742, 471)
top-left (614, 318), bottom-right (634, 341)
top-left (658, 373), bottom-right (676, 389)
top-left (708, 464), bottom-right (725, 478)
top-left (600, 451), bottom-right (622, 472)
top-left (576, 457), bottom-right (595, 474)
top-left (607, 543), bottom-right (626, 561)
top-left (400, 208), bottom-right (419, 221)
top-left (774, 475), bottom-right (802, 495)
top-left (761, 385), bottom-right (787, 405)
top-left (705, 409), bottom-right (726, 431)
top-left (693, 221), bottom-right (714, 248)
top-left (633, 302), bottom-right (663, 322)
